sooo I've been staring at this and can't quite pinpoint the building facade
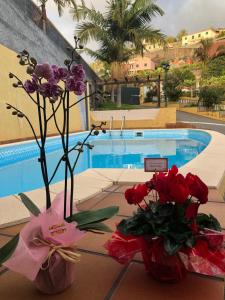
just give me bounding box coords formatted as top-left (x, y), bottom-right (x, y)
top-left (127, 55), bottom-right (156, 75)
top-left (182, 28), bottom-right (225, 46)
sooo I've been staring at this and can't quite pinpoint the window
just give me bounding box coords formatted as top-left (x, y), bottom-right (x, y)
top-left (206, 32), bottom-right (208, 35)
top-left (136, 64), bottom-right (139, 68)
top-left (144, 63), bottom-right (147, 67)
top-left (198, 33), bottom-right (201, 37)
top-left (192, 35), bottom-right (195, 39)
top-left (185, 37), bottom-right (187, 40)
top-left (185, 43), bottom-right (188, 46)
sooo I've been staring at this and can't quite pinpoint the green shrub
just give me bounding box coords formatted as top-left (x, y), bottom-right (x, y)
top-left (199, 86), bottom-right (224, 108)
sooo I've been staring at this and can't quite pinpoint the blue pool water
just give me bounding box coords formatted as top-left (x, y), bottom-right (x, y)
top-left (0, 129), bottom-right (211, 197)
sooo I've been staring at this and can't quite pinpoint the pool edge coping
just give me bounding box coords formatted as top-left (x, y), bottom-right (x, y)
top-left (0, 128), bottom-right (224, 228)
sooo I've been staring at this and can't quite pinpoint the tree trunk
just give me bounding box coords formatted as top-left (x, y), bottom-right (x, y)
top-left (116, 85), bottom-right (122, 108)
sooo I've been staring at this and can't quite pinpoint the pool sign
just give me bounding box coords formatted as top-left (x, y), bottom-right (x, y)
top-left (144, 158), bottom-right (168, 172)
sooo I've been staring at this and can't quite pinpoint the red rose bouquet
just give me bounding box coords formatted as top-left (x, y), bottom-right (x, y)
top-left (105, 165), bottom-right (225, 282)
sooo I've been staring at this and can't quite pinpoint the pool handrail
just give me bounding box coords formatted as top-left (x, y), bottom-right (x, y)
top-left (109, 116), bottom-right (114, 136)
top-left (120, 115), bottom-right (126, 136)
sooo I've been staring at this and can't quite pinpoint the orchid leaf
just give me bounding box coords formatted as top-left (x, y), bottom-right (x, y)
top-left (78, 222), bottom-right (112, 233)
top-left (0, 234), bottom-right (19, 265)
top-left (68, 206), bottom-right (119, 226)
top-left (18, 193), bottom-right (40, 216)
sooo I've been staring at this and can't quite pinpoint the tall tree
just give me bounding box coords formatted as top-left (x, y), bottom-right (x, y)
top-left (194, 39), bottom-right (213, 65)
top-left (38, 0), bottom-right (77, 32)
top-left (71, 0), bottom-right (165, 106)
top-left (177, 29), bottom-right (188, 41)
top-left (166, 36), bottom-right (177, 43)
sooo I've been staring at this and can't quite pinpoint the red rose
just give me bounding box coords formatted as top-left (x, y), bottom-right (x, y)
top-left (185, 173), bottom-right (208, 204)
top-left (185, 203), bottom-right (200, 220)
top-left (125, 184), bottom-right (149, 205)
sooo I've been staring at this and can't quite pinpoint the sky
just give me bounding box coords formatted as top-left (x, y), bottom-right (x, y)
top-left (33, 0), bottom-right (225, 62)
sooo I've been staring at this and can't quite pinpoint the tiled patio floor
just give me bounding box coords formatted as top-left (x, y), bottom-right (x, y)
top-left (0, 185), bottom-right (224, 300)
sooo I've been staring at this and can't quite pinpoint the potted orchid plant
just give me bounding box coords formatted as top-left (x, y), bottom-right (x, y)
top-left (105, 166), bottom-right (225, 283)
top-left (0, 38), bottom-right (118, 294)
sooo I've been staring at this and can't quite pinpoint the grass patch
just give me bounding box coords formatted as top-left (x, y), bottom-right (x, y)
top-left (97, 101), bottom-right (143, 110)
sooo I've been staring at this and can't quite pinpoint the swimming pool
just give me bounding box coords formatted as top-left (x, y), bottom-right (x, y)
top-left (0, 129), bottom-right (211, 197)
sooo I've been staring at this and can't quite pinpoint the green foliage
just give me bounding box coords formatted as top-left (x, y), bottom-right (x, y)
top-left (118, 201), bottom-right (221, 256)
top-left (176, 29), bottom-right (188, 41)
top-left (77, 222), bottom-right (112, 233)
top-left (166, 36), bottom-right (177, 43)
top-left (97, 101), bottom-right (142, 110)
top-left (199, 86), bottom-right (224, 108)
top-left (201, 75), bottom-right (225, 88)
top-left (194, 39), bottom-right (213, 64)
top-left (145, 86), bottom-right (157, 102)
top-left (18, 193), bottom-right (41, 216)
top-left (207, 55), bottom-right (225, 77)
top-left (196, 213), bottom-right (222, 231)
top-left (0, 234), bottom-right (19, 265)
top-left (164, 67), bottom-right (195, 101)
top-left (68, 206), bottom-right (119, 232)
top-left (72, 0), bottom-right (165, 65)
top-left (117, 202), bottom-right (197, 255)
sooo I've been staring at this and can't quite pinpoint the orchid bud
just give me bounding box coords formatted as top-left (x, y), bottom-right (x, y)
top-left (19, 60), bottom-right (25, 65)
top-left (64, 59), bottom-right (71, 66)
top-left (30, 57), bottom-right (37, 66)
top-left (12, 111), bottom-right (18, 115)
top-left (17, 112), bottom-right (24, 118)
top-left (93, 130), bottom-right (99, 136)
top-left (26, 66), bottom-right (34, 75)
top-left (9, 73), bottom-right (14, 78)
top-left (22, 49), bottom-right (29, 55)
top-left (12, 83), bottom-right (18, 88)
top-left (6, 105), bottom-right (11, 109)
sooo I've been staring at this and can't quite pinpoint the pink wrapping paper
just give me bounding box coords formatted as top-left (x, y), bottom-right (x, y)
top-left (4, 192), bottom-right (85, 281)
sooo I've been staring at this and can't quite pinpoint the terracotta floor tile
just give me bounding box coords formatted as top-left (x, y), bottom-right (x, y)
top-left (199, 202), bottom-right (225, 228)
top-left (77, 191), bottom-right (109, 211)
top-left (0, 235), bottom-right (10, 247)
top-left (0, 252), bottom-right (124, 300)
top-left (0, 222), bottom-right (26, 236)
top-left (93, 192), bottom-right (135, 217)
top-left (111, 263), bottom-right (224, 300)
top-left (77, 216), bottom-right (122, 255)
top-left (208, 189), bottom-right (224, 203)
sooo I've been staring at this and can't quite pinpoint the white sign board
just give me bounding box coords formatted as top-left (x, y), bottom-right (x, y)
top-left (144, 158), bottom-right (168, 172)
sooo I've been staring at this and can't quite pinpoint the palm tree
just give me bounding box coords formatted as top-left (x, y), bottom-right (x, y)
top-left (194, 39), bottom-right (213, 65)
top-left (38, 0), bottom-right (77, 32)
top-left (71, 0), bottom-right (164, 106)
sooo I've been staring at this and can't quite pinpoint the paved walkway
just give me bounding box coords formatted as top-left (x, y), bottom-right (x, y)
top-left (177, 111), bottom-right (225, 135)
top-left (0, 184), bottom-right (224, 300)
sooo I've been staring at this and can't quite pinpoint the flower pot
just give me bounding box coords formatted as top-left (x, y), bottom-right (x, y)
top-left (34, 253), bottom-right (75, 294)
top-left (141, 238), bottom-right (186, 283)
